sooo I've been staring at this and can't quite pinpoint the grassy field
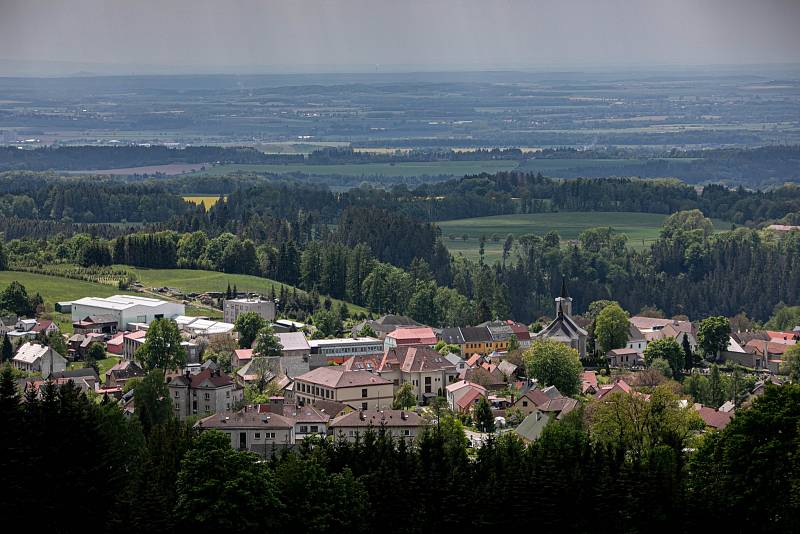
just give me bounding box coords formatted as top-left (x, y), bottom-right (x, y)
top-left (190, 160), bottom-right (520, 178)
top-left (517, 157), bottom-right (699, 174)
top-left (439, 211), bottom-right (731, 261)
top-left (69, 356), bottom-right (121, 383)
top-left (121, 267), bottom-right (367, 315)
top-left (183, 195), bottom-right (226, 209)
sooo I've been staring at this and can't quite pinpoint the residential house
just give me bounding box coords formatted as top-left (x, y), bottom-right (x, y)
top-left (232, 348), bottom-right (253, 368)
top-left (12, 342), bottom-right (67, 376)
top-left (383, 327), bottom-right (437, 351)
top-left (534, 280), bottom-right (587, 358)
top-left (47, 368), bottom-right (99, 392)
top-left (73, 314), bottom-right (120, 335)
top-left (377, 346), bottom-right (458, 403)
top-left (259, 399), bottom-right (330, 441)
top-left (329, 409), bottom-right (426, 443)
top-left (196, 405), bottom-right (294, 451)
top-left (66, 332), bottom-right (104, 360)
top-left (168, 368), bottom-right (242, 420)
top-left (629, 316), bottom-right (697, 352)
top-left (694, 404), bottom-right (733, 430)
top-left (106, 331), bottom-right (125, 355)
top-left (293, 367), bottom-right (393, 411)
top-left (626, 324), bottom-right (648, 353)
top-left (510, 388), bottom-right (551, 418)
top-left (445, 379), bottom-right (487, 412)
top-left (515, 410), bottom-right (552, 442)
top-left (581, 371), bottom-right (599, 395)
top-left (105, 360), bottom-right (145, 388)
top-left (0, 314), bottom-right (18, 335)
top-left (606, 347), bottom-right (643, 368)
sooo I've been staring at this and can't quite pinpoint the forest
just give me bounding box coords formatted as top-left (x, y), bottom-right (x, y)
top-left (1, 366), bottom-right (797, 533)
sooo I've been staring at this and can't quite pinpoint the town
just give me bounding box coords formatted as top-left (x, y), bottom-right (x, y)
top-left (2, 1), bottom-right (800, 531)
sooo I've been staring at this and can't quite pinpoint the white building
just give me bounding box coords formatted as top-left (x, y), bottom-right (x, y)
top-left (12, 342), bottom-right (67, 377)
top-left (308, 337), bottom-right (383, 368)
top-left (70, 295), bottom-right (184, 331)
top-left (223, 298), bottom-right (276, 323)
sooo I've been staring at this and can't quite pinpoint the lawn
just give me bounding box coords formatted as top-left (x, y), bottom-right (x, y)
top-left (189, 160), bottom-right (520, 178)
top-left (69, 356), bottom-right (121, 383)
top-left (439, 211), bottom-right (731, 261)
top-left (120, 267), bottom-right (367, 315)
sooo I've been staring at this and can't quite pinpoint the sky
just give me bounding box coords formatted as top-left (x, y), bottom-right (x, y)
top-left (0, 0), bottom-right (798, 75)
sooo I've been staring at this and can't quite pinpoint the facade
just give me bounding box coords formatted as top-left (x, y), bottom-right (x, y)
top-left (223, 298), bottom-right (276, 323)
top-left (293, 367), bottom-right (393, 411)
top-left (329, 409), bottom-right (426, 443)
top-left (445, 380), bottom-right (487, 412)
top-left (196, 406), bottom-right (294, 451)
top-left (168, 368), bottom-right (242, 419)
top-left (105, 360), bottom-right (145, 388)
top-left (308, 337), bottom-right (383, 367)
top-left (510, 388), bottom-right (551, 418)
top-left (12, 342), bottom-right (67, 376)
top-left (70, 295), bottom-right (184, 331)
top-left (377, 346), bottom-right (459, 402)
top-left (72, 314), bottom-right (119, 335)
top-left (606, 347), bottom-right (643, 367)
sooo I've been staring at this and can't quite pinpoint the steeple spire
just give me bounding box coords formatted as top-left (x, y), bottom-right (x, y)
top-left (560, 276), bottom-right (568, 299)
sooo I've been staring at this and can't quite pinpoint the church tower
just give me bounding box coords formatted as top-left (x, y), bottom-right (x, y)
top-left (554, 277), bottom-right (573, 317)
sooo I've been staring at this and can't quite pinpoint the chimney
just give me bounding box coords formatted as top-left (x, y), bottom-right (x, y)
top-left (401, 410), bottom-right (407, 420)
top-left (359, 410), bottom-right (365, 421)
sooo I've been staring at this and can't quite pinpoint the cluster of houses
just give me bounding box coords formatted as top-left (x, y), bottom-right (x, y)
top-left (5, 283), bottom-right (797, 454)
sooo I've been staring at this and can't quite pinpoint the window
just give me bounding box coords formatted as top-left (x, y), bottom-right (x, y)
top-left (174, 402), bottom-right (180, 410)
top-left (300, 425), bottom-right (308, 433)
top-left (226, 391), bottom-right (230, 398)
top-left (310, 425), bottom-right (318, 433)
top-left (425, 377), bottom-right (431, 385)
top-left (404, 429), bottom-right (411, 436)
top-left (361, 402), bottom-right (368, 410)
top-left (254, 432), bottom-right (261, 439)
top-left (174, 391), bottom-right (179, 398)
top-left (522, 401), bottom-right (528, 407)
top-left (361, 388), bottom-right (368, 398)
top-left (204, 393), bottom-right (210, 400)
top-left (266, 432), bottom-right (276, 439)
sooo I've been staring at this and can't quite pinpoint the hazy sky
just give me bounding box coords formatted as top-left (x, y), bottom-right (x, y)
top-left (1, 0), bottom-right (798, 74)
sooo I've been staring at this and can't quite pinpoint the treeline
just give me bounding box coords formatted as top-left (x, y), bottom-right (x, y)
top-left (0, 145), bottom-right (304, 171)
top-left (0, 173), bottom-right (190, 223)
top-left (1, 366), bottom-right (797, 533)
top-left (0, 145), bottom-right (527, 173)
top-left (519, 145), bottom-right (800, 188)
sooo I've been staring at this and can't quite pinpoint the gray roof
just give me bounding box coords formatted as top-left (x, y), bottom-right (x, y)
top-left (515, 411), bottom-right (551, 442)
top-left (440, 327), bottom-right (465, 345)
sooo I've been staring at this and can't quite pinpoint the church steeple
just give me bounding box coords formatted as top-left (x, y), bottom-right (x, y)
top-left (555, 277), bottom-right (573, 317)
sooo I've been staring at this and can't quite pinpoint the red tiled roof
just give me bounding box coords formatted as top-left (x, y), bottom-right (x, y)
top-left (234, 348), bottom-right (253, 361)
top-left (387, 327), bottom-right (437, 344)
top-left (31, 320), bottom-right (54, 333)
top-left (695, 405), bottom-right (733, 430)
top-left (456, 388), bottom-right (484, 410)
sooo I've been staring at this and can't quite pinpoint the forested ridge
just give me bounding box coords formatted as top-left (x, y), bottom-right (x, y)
top-left (2, 171), bottom-right (800, 323)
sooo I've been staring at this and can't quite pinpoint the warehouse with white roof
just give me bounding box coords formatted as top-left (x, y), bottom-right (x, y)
top-left (70, 295), bottom-right (185, 331)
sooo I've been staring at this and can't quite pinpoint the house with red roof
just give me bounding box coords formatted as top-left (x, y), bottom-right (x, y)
top-left (445, 379), bottom-right (487, 412)
top-left (694, 404), bottom-right (733, 430)
top-left (384, 326), bottom-right (437, 351)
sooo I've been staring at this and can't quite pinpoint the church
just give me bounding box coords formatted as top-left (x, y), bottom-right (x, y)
top-left (533, 279), bottom-right (587, 358)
